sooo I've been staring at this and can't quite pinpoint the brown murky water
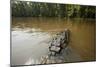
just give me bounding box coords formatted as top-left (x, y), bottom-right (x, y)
top-left (11, 17), bottom-right (96, 65)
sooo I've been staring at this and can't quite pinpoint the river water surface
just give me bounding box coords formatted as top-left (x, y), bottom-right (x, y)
top-left (11, 17), bottom-right (96, 65)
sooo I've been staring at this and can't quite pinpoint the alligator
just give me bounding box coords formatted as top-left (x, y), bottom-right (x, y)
top-left (49, 29), bottom-right (69, 56)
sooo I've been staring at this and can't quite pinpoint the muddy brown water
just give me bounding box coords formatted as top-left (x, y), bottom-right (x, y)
top-left (11, 17), bottom-right (96, 65)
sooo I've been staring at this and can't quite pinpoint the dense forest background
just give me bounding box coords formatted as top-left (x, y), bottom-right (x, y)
top-left (11, 1), bottom-right (96, 18)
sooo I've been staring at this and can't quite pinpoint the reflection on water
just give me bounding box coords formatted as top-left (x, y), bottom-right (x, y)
top-left (11, 17), bottom-right (96, 65)
top-left (12, 29), bottom-right (52, 65)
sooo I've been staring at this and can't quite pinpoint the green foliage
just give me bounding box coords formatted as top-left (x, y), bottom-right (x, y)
top-left (11, 1), bottom-right (96, 18)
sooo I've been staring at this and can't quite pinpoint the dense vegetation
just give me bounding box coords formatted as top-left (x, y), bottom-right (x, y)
top-left (11, 1), bottom-right (96, 18)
